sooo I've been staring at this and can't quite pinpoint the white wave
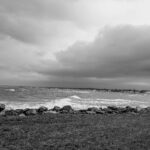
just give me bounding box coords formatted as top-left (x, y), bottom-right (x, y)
top-left (70, 95), bottom-right (81, 99)
top-left (5, 89), bottom-right (15, 92)
top-left (48, 98), bottom-right (72, 108)
top-left (57, 89), bottom-right (90, 93)
top-left (75, 90), bottom-right (90, 93)
top-left (0, 97), bottom-right (149, 110)
top-left (128, 94), bottom-right (145, 97)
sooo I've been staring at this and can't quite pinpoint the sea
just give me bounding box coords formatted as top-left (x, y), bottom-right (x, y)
top-left (0, 86), bottom-right (150, 110)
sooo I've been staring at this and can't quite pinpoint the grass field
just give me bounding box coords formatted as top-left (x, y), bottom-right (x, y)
top-left (0, 113), bottom-right (150, 150)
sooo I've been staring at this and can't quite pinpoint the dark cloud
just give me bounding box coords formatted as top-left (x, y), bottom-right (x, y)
top-left (0, 0), bottom-right (76, 20)
top-left (0, 0), bottom-right (149, 44)
top-left (1, 0), bottom-right (150, 89)
top-left (40, 25), bottom-right (150, 81)
top-left (0, 14), bottom-right (41, 43)
top-left (0, 0), bottom-right (79, 43)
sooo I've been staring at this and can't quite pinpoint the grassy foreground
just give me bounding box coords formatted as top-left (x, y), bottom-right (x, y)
top-left (0, 113), bottom-right (150, 150)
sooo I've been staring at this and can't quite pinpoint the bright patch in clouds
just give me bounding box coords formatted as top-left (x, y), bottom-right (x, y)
top-left (0, 0), bottom-right (150, 89)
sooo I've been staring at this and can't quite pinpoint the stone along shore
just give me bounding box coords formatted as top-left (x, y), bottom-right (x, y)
top-left (0, 104), bottom-right (150, 117)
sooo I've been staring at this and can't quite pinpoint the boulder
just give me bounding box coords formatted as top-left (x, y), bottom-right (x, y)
top-left (139, 107), bottom-right (150, 113)
top-left (37, 106), bottom-right (48, 114)
top-left (19, 113), bottom-right (26, 117)
top-left (52, 106), bottom-right (61, 112)
top-left (139, 108), bottom-right (146, 113)
top-left (60, 110), bottom-right (68, 113)
top-left (86, 111), bottom-right (96, 114)
top-left (0, 111), bottom-right (6, 116)
top-left (0, 104), bottom-right (5, 112)
top-left (87, 107), bottom-right (105, 114)
top-left (15, 109), bottom-right (24, 115)
top-left (114, 107), bottom-right (127, 114)
top-left (95, 109), bottom-right (105, 114)
top-left (60, 105), bottom-right (74, 113)
top-left (79, 109), bottom-right (87, 114)
top-left (107, 106), bottom-right (125, 114)
top-left (114, 106), bottom-right (137, 114)
top-left (71, 110), bottom-right (80, 114)
top-left (103, 108), bottom-right (114, 114)
top-left (24, 109), bottom-right (37, 116)
top-left (108, 106), bottom-right (119, 111)
top-left (5, 110), bottom-right (18, 116)
top-left (87, 107), bottom-right (99, 112)
top-left (125, 106), bottom-right (138, 113)
top-left (144, 107), bottom-right (150, 112)
top-left (23, 108), bottom-right (30, 112)
top-left (136, 107), bottom-right (142, 112)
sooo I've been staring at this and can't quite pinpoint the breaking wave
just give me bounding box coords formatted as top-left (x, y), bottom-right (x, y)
top-left (5, 88), bottom-right (16, 92)
top-left (0, 94), bottom-right (149, 110)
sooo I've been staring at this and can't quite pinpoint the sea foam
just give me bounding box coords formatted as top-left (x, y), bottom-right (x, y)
top-left (1, 96), bottom-right (149, 110)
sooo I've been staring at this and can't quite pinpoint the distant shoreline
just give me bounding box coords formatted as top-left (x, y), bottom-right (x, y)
top-left (0, 85), bottom-right (149, 94)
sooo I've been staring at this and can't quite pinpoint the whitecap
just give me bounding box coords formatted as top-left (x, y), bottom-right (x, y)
top-left (5, 89), bottom-right (15, 92)
top-left (70, 95), bottom-right (81, 99)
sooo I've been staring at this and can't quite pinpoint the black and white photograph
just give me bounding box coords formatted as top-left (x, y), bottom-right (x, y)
top-left (0, 0), bottom-right (150, 149)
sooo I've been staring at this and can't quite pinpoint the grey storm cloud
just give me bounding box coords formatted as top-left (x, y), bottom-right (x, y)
top-left (41, 25), bottom-right (150, 80)
top-left (0, 0), bottom-right (78, 43)
top-left (0, 0), bottom-right (76, 20)
top-left (0, 14), bottom-right (40, 43)
top-left (1, 0), bottom-right (150, 88)
top-left (0, 0), bottom-right (148, 44)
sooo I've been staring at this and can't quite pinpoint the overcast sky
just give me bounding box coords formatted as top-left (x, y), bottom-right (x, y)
top-left (1, 0), bottom-right (150, 89)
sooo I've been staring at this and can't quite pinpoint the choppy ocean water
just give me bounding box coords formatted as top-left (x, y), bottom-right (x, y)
top-left (0, 86), bottom-right (150, 110)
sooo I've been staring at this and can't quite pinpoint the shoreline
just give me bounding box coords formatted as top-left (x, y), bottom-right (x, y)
top-left (0, 103), bottom-right (150, 117)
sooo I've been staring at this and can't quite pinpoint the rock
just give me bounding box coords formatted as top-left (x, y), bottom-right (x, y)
top-left (117, 107), bottom-right (128, 113)
top-left (108, 106), bottom-right (119, 111)
top-left (15, 109), bottom-right (24, 115)
top-left (140, 107), bottom-right (150, 113)
top-left (108, 106), bottom-right (126, 114)
top-left (0, 111), bottom-right (6, 116)
top-left (133, 108), bottom-right (138, 113)
top-left (125, 106), bottom-right (138, 113)
top-left (60, 110), bottom-right (68, 113)
top-left (79, 109), bottom-right (87, 114)
top-left (5, 110), bottom-right (18, 116)
top-left (37, 106), bottom-right (48, 114)
top-left (60, 105), bottom-right (74, 113)
top-left (52, 106), bottom-right (61, 112)
top-left (19, 113), bottom-right (26, 117)
top-left (44, 110), bottom-right (58, 114)
top-left (71, 110), bottom-right (80, 114)
top-left (87, 107), bottom-right (99, 112)
top-left (103, 108), bottom-right (114, 114)
top-left (144, 107), bottom-right (150, 112)
top-left (136, 107), bottom-right (142, 112)
top-left (87, 107), bottom-right (105, 114)
top-left (139, 108), bottom-right (146, 113)
top-left (95, 109), bottom-right (105, 114)
top-left (86, 111), bottom-right (96, 114)
top-left (23, 108), bottom-right (30, 112)
top-left (24, 109), bottom-right (37, 116)
top-left (0, 104), bottom-right (5, 112)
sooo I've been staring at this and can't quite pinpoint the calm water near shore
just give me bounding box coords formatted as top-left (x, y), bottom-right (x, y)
top-left (0, 86), bottom-right (150, 110)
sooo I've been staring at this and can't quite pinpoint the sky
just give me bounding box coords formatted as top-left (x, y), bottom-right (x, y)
top-left (0, 0), bottom-right (150, 89)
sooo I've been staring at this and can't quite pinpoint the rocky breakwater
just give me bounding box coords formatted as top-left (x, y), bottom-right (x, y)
top-left (0, 103), bottom-right (150, 117)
